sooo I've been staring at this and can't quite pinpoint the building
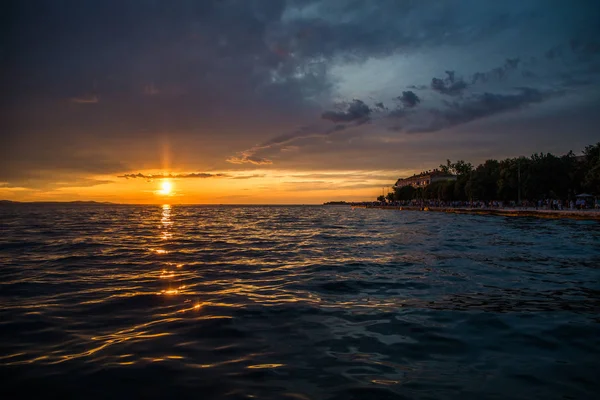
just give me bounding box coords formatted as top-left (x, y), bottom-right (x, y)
top-left (394, 169), bottom-right (457, 189)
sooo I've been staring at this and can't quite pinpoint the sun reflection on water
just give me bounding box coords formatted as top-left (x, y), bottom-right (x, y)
top-left (160, 204), bottom-right (173, 239)
top-left (155, 205), bottom-right (189, 299)
top-left (159, 270), bottom-right (175, 279)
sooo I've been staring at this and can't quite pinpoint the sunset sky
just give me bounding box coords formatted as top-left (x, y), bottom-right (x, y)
top-left (2, 0), bottom-right (599, 203)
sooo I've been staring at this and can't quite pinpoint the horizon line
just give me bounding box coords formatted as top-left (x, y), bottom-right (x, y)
top-left (0, 199), bottom-right (354, 206)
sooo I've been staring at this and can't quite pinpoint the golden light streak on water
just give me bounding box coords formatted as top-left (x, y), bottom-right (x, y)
top-left (246, 363), bottom-right (286, 369)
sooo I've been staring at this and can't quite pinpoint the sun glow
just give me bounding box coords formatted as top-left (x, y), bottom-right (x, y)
top-left (0, 168), bottom-right (409, 204)
top-left (159, 180), bottom-right (172, 195)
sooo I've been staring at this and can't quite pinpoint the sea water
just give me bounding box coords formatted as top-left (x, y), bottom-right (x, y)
top-left (1, 204), bottom-right (599, 399)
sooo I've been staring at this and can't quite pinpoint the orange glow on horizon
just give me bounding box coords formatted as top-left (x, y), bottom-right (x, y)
top-left (0, 168), bottom-right (418, 204)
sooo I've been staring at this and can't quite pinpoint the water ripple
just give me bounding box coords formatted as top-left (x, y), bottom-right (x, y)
top-left (1, 204), bottom-right (599, 399)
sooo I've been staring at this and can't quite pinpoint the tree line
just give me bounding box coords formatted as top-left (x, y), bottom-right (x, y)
top-left (381, 142), bottom-right (600, 203)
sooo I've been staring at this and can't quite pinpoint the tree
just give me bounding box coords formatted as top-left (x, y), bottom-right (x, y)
top-left (453, 177), bottom-right (468, 201)
top-left (468, 159), bottom-right (500, 200)
top-left (524, 152), bottom-right (569, 199)
top-left (454, 160), bottom-right (474, 177)
top-left (497, 158), bottom-right (518, 201)
top-left (439, 159), bottom-right (473, 177)
top-left (380, 142), bottom-right (598, 204)
top-left (583, 142), bottom-right (600, 194)
top-left (423, 181), bottom-right (439, 199)
top-left (441, 180), bottom-right (456, 201)
top-left (423, 181), bottom-right (455, 201)
top-left (438, 160), bottom-right (472, 201)
top-left (377, 195), bottom-right (386, 202)
top-left (439, 159), bottom-right (452, 174)
top-left (561, 151), bottom-right (583, 199)
top-left (394, 185), bottom-right (416, 201)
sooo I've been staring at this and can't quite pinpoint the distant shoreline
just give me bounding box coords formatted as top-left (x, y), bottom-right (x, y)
top-left (0, 200), bottom-right (117, 206)
top-left (0, 200), bottom-right (322, 206)
top-left (351, 205), bottom-right (600, 221)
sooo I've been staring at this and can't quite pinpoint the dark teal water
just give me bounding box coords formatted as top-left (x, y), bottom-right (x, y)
top-left (1, 204), bottom-right (599, 399)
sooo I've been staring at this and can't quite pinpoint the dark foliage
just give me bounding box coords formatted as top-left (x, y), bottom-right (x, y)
top-left (390, 142), bottom-right (600, 202)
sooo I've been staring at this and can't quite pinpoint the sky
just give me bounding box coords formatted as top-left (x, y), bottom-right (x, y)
top-left (1, 0), bottom-right (599, 204)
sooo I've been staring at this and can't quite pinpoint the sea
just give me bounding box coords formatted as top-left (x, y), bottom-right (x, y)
top-left (1, 204), bottom-right (599, 399)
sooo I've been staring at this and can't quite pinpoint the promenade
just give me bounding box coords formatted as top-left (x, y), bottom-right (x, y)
top-left (351, 205), bottom-right (600, 221)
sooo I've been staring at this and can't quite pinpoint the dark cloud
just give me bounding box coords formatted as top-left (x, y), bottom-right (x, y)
top-left (215, 194), bottom-right (252, 199)
top-left (545, 45), bottom-right (562, 61)
top-left (328, 124), bottom-right (347, 132)
top-left (390, 56), bottom-right (529, 99)
top-left (287, 172), bottom-right (398, 180)
top-left (0, 177), bottom-right (113, 191)
top-left (447, 87), bottom-right (547, 120)
top-left (560, 76), bottom-right (593, 87)
top-left (522, 70), bottom-right (537, 78)
top-left (387, 108), bottom-right (406, 119)
top-left (226, 122), bottom-right (353, 165)
top-left (431, 71), bottom-right (468, 96)
top-left (471, 58), bottom-right (521, 84)
top-left (505, 58), bottom-right (520, 69)
top-left (143, 83), bottom-right (160, 96)
top-left (70, 95), bottom-right (99, 104)
top-left (409, 87), bottom-right (556, 133)
top-left (0, 146), bottom-right (129, 184)
top-left (1, 0), bottom-right (600, 192)
top-left (56, 178), bottom-right (114, 188)
top-left (119, 172), bottom-right (229, 180)
top-left (397, 91), bottom-right (421, 108)
top-left (544, 39), bottom-right (600, 62)
top-left (321, 99), bottom-right (372, 123)
top-left (262, 0), bottom-right (570, 66)
top-left (407, 57), bottom-right (526, 93)
top-left (262, 125), bottom-right (315, 148)
top-left (386, 92), bottom-right (421, 121)
top-left (230, 174), bottom-right (266, 180)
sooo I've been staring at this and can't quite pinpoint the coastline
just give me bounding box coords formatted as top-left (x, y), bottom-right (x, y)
top-left (351, 205), bottom-right (600, 221)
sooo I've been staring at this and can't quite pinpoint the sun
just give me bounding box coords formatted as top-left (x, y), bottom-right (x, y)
top-left (159, 180), bottom-right (172, 195)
